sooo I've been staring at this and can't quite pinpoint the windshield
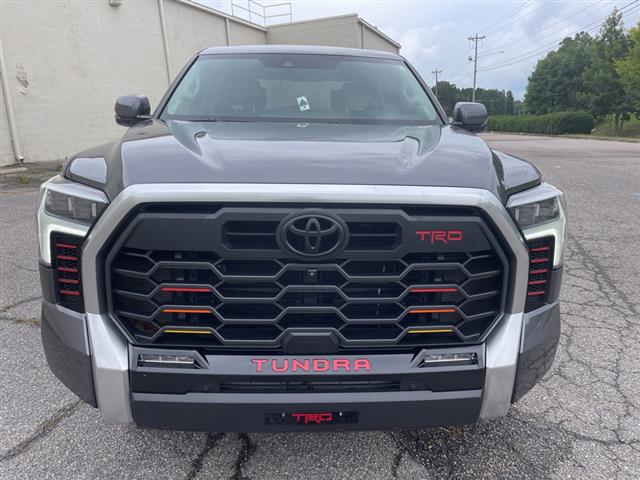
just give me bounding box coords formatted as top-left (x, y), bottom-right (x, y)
top-left (161, 54), bottom-right (441, 125)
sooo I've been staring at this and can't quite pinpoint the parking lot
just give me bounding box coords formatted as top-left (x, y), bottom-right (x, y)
top-left (1, 133), bottom-right (639, 479)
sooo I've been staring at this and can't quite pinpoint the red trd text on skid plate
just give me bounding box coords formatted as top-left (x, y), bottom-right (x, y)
top-left (291, 412), bottom-right (334, 424)
top-left (415, 230), bottom-right (463, 244)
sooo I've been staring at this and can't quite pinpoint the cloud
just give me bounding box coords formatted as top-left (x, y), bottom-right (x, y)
top-left (393, 27), bottom-right (441, 64)
top-left (195, 0), bottom-right (640, 99)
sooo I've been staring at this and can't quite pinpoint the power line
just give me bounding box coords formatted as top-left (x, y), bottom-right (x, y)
top-left (438, 1), bottom-right (532, 71)
top-left (445, 0), bottom-right (611, 81)
top-left (480, 0), bottom-right (613, 57)
top-left (480, 1), bottom-right (640, 72)
top-left (478, 0), bottom-right (532, 34)
top-left (481, 0), bottom-right (553, 37)
top-left (450, 0), bottom-right (608, 81)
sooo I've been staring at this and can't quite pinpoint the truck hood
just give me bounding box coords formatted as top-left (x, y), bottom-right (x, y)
top-left (66, 120), bottom-right (541, 203)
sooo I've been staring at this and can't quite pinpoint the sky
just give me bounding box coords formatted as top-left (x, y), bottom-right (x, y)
top-left (198, 0), bottom-right (640, 99)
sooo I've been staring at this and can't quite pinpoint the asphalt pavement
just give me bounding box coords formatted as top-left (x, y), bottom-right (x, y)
top-left (1, 134), bottom-right (639, 479)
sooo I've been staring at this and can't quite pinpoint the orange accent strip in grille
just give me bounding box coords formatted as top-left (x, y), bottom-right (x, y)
top-left (162, 308), bottom-right (212, 314)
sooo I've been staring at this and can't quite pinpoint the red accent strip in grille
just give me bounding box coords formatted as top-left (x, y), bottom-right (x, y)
top-left (528, 280), bottom-right (547, 286)
top-left (527, 291), bottom-right (546, 297)
top-left (59, 278), bottom-right (79, 285)
top-left (529, 268), bottom-right (548, 275)
top-left (530, 258), bottom-right (549, 264)
top-left (60, 289), bottom-right (81, 296)
top-left (57, 267), bottom-right (78, 273)
top-left (530, 246), bottom-right (550, 252)
top-left (410, 288), bottom-right (458, 293)
top-left (56, 255), bottom-right (78, 261)
top-left (55, 243), bottom-right (78, 249)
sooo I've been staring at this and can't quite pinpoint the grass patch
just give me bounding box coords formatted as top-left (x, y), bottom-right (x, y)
top-left (592, 115), bottom-right (640, 138)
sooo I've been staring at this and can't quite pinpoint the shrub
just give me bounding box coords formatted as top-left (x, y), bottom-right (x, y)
top-left (487, 111), bottom-right (595, 135)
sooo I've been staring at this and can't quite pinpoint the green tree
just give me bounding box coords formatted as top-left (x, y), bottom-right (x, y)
top-left (513, 100), bottom-right (524, 116)
top-left (505, 90), bottom-right (515, 115)
top-left (432, 81), bottom-right (458, 115)
top-left (616, 21), bottom-right (640, 112)
top-left (430, 81), bottom-right (519, 117)
top-left (524, 32), bottom-right (593, 114)
top-left (578, 9), bottom-right (631, 134)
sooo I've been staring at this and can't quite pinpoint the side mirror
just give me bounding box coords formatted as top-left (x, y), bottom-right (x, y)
top-left (451, 102), bottom-right (488, 133)
top-left (115, 95), bottom-right (151, 126)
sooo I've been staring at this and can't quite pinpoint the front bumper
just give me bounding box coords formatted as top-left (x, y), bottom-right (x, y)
top-left (41, 298), bottom-right (559, 431)
top-left (40, 183), bottom-right (559, 430)
top-left (133, 390), bottom-right (482, 432)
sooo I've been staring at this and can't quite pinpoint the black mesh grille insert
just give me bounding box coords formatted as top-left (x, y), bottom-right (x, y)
top-left (525, 237), bottom-right (554, 312)
top-left (219, 380), bottom-right (403, 393)
top-left (52, 233), bottom-right (83, 312)
top-left (107, 205), bottom-right (508, 351)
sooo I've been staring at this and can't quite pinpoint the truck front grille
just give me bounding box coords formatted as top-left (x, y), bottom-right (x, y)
top-left (107, 205), bottom-right (508, 352)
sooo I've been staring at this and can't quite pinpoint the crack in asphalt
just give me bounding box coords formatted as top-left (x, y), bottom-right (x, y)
top-left (0, 316), bottom-right (40, 327)
top-left (0, 295), bottom-right (41, 315)
top-left (380, 232), bottom-right (640, 480)
top-left (185, 432), bottom-right (225, 480)
top-left (7, 261), bottom-right (39, 274)
top-left (230, 433), bottom-right (257, 480)
top-left (390, 448), bottom-right (402, 478)
top-left (556, 236), bottom-right (638, 446)
top-left (388, 427), bottom-right (468, 480)
top-left (0, 400), bottom-right (82, 462)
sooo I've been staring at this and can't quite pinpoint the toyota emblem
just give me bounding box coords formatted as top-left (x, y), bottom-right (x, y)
top-left (277, 211), bottom-right (348, 259)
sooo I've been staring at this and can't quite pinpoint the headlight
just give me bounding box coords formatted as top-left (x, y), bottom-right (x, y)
top-left (507, 183), bottom-right (567, 267)
top-left (37, 176), bottom-right (109, 264)
top-left (45, 189), bottom-right (107, 224)
top-left (509, 196), bottom-right (559, 229)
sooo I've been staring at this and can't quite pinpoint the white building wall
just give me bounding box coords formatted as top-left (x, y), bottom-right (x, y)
top-left (267, 15), bottom-right (361, 49)
top-left (163, 0), bottom-right (230, 75)
top-left (162, 0), bottom-right (267, 75)
top-left (0, 0), bottom-right (169, 165)
top-left (229, 21), bottom-right (268, 45)
top-left (0, 3), bottom-right (398, 166)
top-left (363, 26), bottom-right (400, 53)
top-left (0, 80), bottom-right (14, 166)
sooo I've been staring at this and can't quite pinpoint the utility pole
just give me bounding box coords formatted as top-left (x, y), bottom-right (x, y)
top-left (468, 33), bottom-right (485, 102)
top-left (431, 68), bottom-right (443, 98)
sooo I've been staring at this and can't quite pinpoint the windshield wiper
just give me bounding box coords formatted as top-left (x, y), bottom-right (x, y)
top-left (174, 118), bottom-right (250, 123)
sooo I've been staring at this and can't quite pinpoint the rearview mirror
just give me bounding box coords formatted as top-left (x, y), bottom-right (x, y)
top-left (451, 102), bottom-right (488, 133)
top-left (115, 95), bottom-right (151, 126)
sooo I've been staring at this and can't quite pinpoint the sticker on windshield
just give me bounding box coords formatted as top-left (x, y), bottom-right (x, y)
top-left (297, 96), bottom-right (310, 112)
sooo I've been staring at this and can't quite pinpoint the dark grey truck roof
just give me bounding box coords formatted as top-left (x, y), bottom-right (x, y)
top-left (199, 44), bottom-right (402, 60)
